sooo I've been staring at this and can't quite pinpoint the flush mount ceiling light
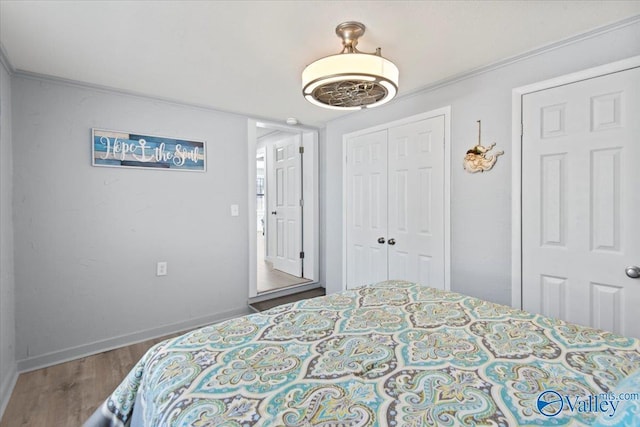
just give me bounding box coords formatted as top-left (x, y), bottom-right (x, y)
top-left (302, 21), bottom-right (399, 110)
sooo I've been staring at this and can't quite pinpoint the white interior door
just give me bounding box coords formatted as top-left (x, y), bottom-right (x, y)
top-left (267, 135), bottom-right (302, 277)
top-left (346, 130), bottom-right (388, 288)
top-left (522, 67), bottom-right (640, 338)
top-left (345, 113), bottom-right (447, 290)
top-left (388, 116), bottom-right (445, 287)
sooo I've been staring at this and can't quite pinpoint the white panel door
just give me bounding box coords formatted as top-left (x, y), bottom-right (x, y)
top-left (268, 135), bottom-right (302, 277)
top-left (345, 114), bottom-right (446, 290)
top-left (522, 67), bottom-right (640, 338)
top-left (388, 116), bottom-right (445, 288)
top-left (346, 130), bottom-right (388, 288)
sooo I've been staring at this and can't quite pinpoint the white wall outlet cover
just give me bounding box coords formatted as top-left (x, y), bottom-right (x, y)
top-left (156, 261), bottom-right (168, 276)
top-left (231, 204), bottom-right (239, 216)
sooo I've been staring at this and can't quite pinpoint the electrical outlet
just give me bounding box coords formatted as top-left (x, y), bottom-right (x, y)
top-left (156, 261), bottom-right (168, 276)
top-left (231, 204), bottom-right (239, 216)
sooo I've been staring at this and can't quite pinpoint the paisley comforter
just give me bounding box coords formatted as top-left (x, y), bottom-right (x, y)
top-left (86, 281), bottom-right (640, 426)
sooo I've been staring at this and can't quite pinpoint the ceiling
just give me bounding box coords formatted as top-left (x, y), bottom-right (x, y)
top-left (1, 1), bottom-right (639, 128)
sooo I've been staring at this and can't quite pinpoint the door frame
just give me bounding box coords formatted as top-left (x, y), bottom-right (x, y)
top-left (510, 55), bottom-right (640, 309)
top-left (247, 119), bottom-right (319, 298)
top-left (341, 106), bottom-right (452, 291)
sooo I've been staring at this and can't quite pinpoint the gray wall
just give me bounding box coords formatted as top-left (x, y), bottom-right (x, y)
top-left (11, 76), bottom-right (251, 369)
top-left (0, 56), bottom-right (16, 411)
top-left (4, 18), bottom-right (640, 375)
top-left (323, 21), bottom-right (640, 303)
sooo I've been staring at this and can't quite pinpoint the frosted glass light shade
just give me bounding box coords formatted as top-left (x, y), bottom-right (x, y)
top-left (302, 53), bottom-right (399, 110)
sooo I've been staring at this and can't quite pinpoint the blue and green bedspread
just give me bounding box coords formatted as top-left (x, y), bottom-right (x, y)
top-left (85, 281), bottom-right (640, 426)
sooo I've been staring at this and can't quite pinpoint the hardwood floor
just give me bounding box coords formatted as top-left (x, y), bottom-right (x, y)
top-left (0, 289), bottom-right (327, 426)
top-left (256, 231), bottom-right (311, 293)
top-left (0, 334), bottom-right (177, 427)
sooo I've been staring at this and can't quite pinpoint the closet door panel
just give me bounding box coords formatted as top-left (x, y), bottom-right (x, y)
top-left (388, 116), bottom-right (445, 288)
top-left (346, 130), bottom-right (389, 288)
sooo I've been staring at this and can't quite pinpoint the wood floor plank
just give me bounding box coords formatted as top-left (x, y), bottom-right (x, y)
top-left (0, 333), bottom-right (181, 427)
top-left (3, 369), bottom-right (50, 426)
top-left (77, 356), bottom-right (100, 421)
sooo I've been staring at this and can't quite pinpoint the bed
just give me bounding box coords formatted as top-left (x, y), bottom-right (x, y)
top-left (86, 281), bottom-right (640, 426)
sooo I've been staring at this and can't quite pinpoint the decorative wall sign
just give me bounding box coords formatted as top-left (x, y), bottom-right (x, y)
top-left (463, 120), bottom-right (503, 173)
top-left (92, 129), bottom-right (206, 171)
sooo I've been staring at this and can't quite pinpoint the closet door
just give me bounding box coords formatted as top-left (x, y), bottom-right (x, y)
top-left (388, 116), bottom-right (445, 287)
top-left (522, 67), bottom-right (640, 337)
top-left (346, 130), bottom-right (389, 287)
top-left (345, 113), bottom-right (447, 290)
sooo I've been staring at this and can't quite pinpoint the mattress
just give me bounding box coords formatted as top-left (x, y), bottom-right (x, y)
top-left (85, 281), bottom-right (640, 426)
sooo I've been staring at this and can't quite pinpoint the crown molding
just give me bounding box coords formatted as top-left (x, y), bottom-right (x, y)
top-left (329, 14), bottom-right (640, 125)
top-left (407, 14), bottom-right (640, 99)
top-left (14, 68), bottom-right (256, 118)
top-left (2, 14), bottom-right (639, 127)
top-left (11, 67), bottom-right (321, 129)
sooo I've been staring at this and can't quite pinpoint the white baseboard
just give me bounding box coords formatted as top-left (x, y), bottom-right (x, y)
top-left (16, 306), bottom-right (251, 373)
top-left (0, 366), bottom-right (18, 421)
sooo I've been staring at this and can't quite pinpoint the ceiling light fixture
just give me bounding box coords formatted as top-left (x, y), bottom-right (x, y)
top-left (302, 21), bottom-right (399, 110)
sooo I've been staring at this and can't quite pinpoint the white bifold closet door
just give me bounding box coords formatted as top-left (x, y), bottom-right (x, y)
top-left (346, 129), bottom-right (389, 287)
top-left (522, 67), bottom-right (640, 338)
top-left (346, 115), bottom-right (445, 289)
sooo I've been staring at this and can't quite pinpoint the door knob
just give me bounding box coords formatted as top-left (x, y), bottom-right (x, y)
top-left (271, 211), bottom-right (277, 215)
top-left (388, 238), bottom-right (396, 246)
top-left (377, 237), bottom-right (385, 244)
top-left (626, 266), bottom-right (640, 279)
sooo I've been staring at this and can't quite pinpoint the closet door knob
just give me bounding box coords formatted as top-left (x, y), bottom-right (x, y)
top-left (626, 266), bottom-right (640, 279)
top-left (377, 237), bottom-right (385, 244)
top-left (388, 238), bottom-right (396, 245)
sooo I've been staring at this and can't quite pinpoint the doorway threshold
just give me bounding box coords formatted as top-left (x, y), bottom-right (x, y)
top-left (248, 282), bottom-right (324, 308)
top-left (249, 286), bottom-right (326, 312)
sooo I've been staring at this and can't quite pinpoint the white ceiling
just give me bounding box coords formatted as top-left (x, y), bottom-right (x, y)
top-left (1, 1), bottom-right (639, 127)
